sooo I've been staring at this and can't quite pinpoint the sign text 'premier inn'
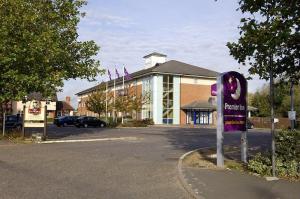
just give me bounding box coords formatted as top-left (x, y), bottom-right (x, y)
top-left (222, 71), bottom-right (247, 132)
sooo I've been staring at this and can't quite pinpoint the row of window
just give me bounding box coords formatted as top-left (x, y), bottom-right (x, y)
top-left (163, 75), bottom-right (173, 124)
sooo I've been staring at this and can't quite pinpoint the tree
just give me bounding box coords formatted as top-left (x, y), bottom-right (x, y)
top-left (129, 91), bottom-right (150, 120)
top-left (227, 0), bottom-right (300, 177)
top-left (85, 83), bottom-right (110, 118)
top-left (114, 84), bottom-right (149, 121)
top-left (227, 0), bottom-right (300, 81)
top-left (0, 0), bottom-right (102, 103)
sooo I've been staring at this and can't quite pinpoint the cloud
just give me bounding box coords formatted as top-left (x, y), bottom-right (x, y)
top-left (80, 9), bottom-right (136, 28)
top-left (59, 3), bottom-right (265, 107)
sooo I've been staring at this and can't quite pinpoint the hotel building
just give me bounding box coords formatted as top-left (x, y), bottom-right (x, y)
top-left (76, 52), bottom-right (219, 125)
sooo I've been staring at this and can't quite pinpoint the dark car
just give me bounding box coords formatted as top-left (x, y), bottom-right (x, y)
top-left (5, 115), bottom-right (23, 130)
top-left (54, 116), bottom-right (79, 127)
top-left (75, 116), bottom-right (106, 128)
top-left (247, 119), bottom-right (254, 129)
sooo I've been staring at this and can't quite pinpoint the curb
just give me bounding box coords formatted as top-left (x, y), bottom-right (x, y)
top-left (39, 137), bottom-right (139, 144)
top-left (177, 148), bottom-right (210, 199)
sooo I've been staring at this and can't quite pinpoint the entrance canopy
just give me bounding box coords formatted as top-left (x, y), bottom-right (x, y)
top-left (181, 100), bottom-right (216, 111)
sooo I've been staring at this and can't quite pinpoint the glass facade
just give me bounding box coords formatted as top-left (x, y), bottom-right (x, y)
top-left (186, 110), bottom-right (212, 125)
top-left (163, 75), bottom-right (173, 124)
top-left (142, 78), bottom-right (152, 119)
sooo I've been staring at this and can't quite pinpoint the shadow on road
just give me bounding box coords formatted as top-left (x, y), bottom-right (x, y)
top-left (163, 127), bottom-right (272, 155)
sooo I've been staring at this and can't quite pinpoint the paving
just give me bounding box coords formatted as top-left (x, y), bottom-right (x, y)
top-left (183, 167), bottom-right (300, 199)
top-left (0, 126), bottom-right (298, 199)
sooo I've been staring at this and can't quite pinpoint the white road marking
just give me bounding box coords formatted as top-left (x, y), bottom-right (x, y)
top-left (40, 137), bottom-right (140, 144)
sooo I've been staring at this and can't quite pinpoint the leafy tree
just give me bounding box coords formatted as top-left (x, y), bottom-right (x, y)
top-left (228, 1), bottom-right (300, 176)
top-left (227, 0), bottom-right (300, 81)
top-left (0, 0), bottom-right (102, 103)
top-left (250, 82), bottom-right (300, 117)
top-left (85, 83), bottom-right (110, 118)
top-left (114, 84), bottom-right (149, 121)
top-left (129, 91), bottom-right (150, 120)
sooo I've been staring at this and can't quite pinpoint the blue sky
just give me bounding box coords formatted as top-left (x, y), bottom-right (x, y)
top-left (58, 0), bottom-right (266, 106)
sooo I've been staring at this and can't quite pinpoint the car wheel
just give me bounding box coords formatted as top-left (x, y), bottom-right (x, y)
top-left (63, 122), bottom-right (67, 127)
top-left (84, 124), bottom-right (88, 128)
top-left (100, 123), bottom-right (105, 128)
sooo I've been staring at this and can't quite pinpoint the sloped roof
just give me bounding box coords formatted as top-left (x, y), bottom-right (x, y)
top-left (76, 60), bottom-right (219, 96)
top-left (56, 101), bottom-right (74, 111)
top-left (27, 92), bottom-right (57, 101)
top-left (182, 100), bottom-right (257, 112)
top-left (181, 100), bottom-right (216, 110)
top-left (143, 52), bottom-right (167, 58)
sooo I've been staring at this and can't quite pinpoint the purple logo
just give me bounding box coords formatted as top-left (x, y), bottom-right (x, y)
top-left (227, 76), bottom-right (241, 100)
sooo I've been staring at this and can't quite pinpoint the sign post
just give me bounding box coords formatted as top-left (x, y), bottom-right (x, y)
top-left (216, 71), bottom-right (248, 167)
top-left (217, 76), bottom-right (224, 167)
top-left (2, 111), bottom-right (5, 137)
top-left (43, 105), bottom-right (47, 140)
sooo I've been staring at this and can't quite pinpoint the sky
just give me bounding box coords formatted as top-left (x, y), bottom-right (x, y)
top-left (58, 0), bottom-right (266, 107)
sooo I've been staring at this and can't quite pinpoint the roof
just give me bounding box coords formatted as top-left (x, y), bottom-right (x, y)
top-left (143, 52), bottom-right (167, 58)
top-left (27, 92), bottom-right (57, 101)
top-left (181, 100), bottom-right (216, 110)
top-left (56, 101), bottom-right (74, 111)
top-left (76, 60), bottom-right (219, 96)
top-left (181, 100), bottom-right (257, 111)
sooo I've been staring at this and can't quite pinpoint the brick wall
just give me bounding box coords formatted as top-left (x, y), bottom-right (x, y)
top-left (180, 84), bottom-right (212, 125)
top-left (77, 84), bottom-right (142, 117)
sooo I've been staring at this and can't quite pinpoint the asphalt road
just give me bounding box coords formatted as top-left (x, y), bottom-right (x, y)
top-left (0, 126), bottom-right (272, 199)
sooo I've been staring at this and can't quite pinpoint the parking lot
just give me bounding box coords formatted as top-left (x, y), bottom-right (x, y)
top-left (0, 126), bottom-right (271, 199)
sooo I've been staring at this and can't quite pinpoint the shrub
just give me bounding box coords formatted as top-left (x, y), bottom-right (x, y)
top-left (121, 119), bottom-right (154, 127)
top-left (248, 129), bottom-right (300, 179)
top-left (248, 152), bottom-right (272, 176)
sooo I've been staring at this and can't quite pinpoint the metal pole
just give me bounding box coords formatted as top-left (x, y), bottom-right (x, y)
top-left (22, 105), bottom-right (25, 138)
top-left (43, 105), bottom-right (47, 140)
top-left (270, 61), bottom-right (276, 177)
top-left (241, 80), bottom-right (248, 163)
top-left (122, 65), bottom-right (125, 124)
top-left (2, 111), bottom-right (5, 137)
top-left (106, 81), bottom-right (108, 122)
top-left (114, 66), bottom-right (116, 122)
top-left (290, 81), bottom-right (295, 130)
top-left (217, 75), bottom-right (224, 167)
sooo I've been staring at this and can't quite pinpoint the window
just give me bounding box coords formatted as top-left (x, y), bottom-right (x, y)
top-left (162, 75), bottom-right (173, 124)
top-left (142, 78), bottom-right (152, 119)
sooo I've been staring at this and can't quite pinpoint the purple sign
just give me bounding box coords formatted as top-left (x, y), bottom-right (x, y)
top-left (222, 71), bottom-right (247, 132)
top-left (211, 83), bottom-right (217, 96)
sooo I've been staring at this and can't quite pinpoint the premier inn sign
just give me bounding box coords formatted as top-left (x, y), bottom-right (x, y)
top-left (222, 71), bottom-right (247, 132)
top-left (216, 71), bottom-right (248, 167)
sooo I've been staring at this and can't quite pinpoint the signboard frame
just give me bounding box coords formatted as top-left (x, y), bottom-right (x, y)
top-left (22, 100), bottom-right (47, 140)
top-left (217, 71), bottom-right (248, 167)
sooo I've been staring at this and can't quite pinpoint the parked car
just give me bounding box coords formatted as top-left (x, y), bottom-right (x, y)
top-left (54, 116), bottom-right (79, 127)
top-left (75, 116), bottom-right (106, 128)
top-left (247, 119), bottom-right (254, 129)
top-left (5, 115), bottom-right (23, 130)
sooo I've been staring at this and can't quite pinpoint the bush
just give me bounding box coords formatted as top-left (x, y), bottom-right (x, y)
top-left (121, 119), bottom-right (154, 127)
top-left (248, 129), bottom-right (300, 179)
top-left (248, 153), bottom-right (272, 176)
top-left (105, 117), bottom-right (120, 128)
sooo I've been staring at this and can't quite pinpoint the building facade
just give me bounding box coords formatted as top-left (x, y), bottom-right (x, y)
top-left (76, 53), bottom-right (219, 125)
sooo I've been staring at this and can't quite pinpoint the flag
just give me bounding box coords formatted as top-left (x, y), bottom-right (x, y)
top-left (115, 68), bottom-right (120, 78)
top-left (107, 69), bottom-right (112, 81)
top-left (124, 67), bottom-right (132, 80)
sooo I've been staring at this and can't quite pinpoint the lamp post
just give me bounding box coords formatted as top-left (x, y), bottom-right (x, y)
top-left (21, 96), bottom-right (28, 138)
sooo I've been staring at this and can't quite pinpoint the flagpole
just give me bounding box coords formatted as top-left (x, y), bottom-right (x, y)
top-left (105, 69), bottom-right (108, 122)
top-left (122, 65), bottom-right (125, 124)
top-left (113, 66), bottom-right (116, 123)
